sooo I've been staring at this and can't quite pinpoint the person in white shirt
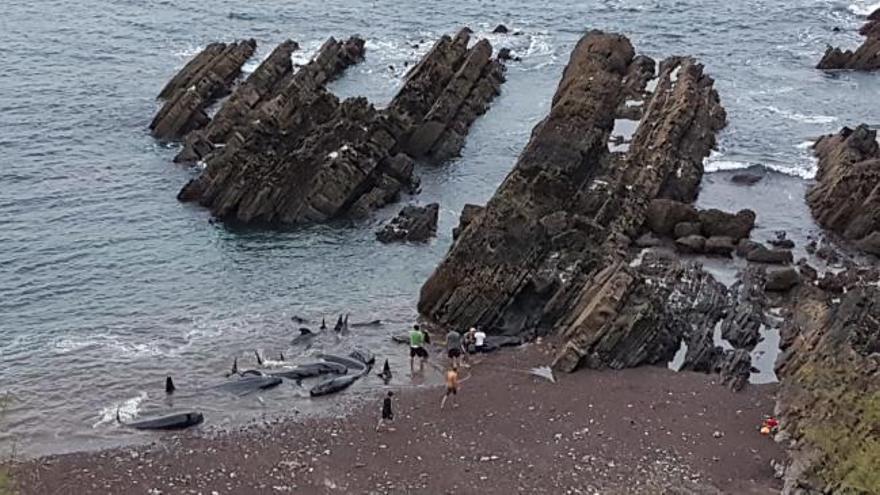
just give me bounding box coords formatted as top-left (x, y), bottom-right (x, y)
top-left (474, 328), bottom-right (487, 353)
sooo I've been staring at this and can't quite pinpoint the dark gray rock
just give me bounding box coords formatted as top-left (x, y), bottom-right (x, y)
top-left (698, 208), bottom-right (756, 240)
top-left (746, 245), bottom-right (794, 264)
top-left (675, 235), bottom-right (706, 254)
top-left (376, 203), bottom-right (440, 243)
top-left (765, 268), bottom-right (801, 292)
top-left (704, 236), bottom-right (736, 257)
top-left (673, 221), bottom-right (702, 238)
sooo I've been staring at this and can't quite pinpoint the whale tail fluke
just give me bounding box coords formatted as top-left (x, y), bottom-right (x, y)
top-left (165, 376), bottom-right (176, 394)
top-left (254, 350), bottom-right (264, 366)
top-left (334, 315), bottom-right (344, 332)
top-left (115, 406), bottom-right (122, 424)
top-left (320, 317), bottom-right (327, 330)
top-left (279, 352), bottom-right (285, 361)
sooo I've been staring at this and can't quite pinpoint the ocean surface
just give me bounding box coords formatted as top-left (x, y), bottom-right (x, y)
top-left (1, 0), bottom-right (879, 456)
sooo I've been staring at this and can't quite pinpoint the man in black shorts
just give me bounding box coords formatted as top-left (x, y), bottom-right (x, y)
top-left (445, 329), bottom-right (463, 368)
top-left (409, 324), bottom-right (428, 372)
top-left (376, 391), bottom-right (394, 431)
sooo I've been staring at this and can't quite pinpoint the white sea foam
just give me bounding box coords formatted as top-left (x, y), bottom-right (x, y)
top-left (703, 151), bottom-right (818, 179)
top-left (92, 392), bottom-right (147, 428)
top-left (765, 106), bottom-right (837, 124)
top-left (848, 1), bottom-right (880, 16)
top-left (794, 140), bottom-right (815, 150)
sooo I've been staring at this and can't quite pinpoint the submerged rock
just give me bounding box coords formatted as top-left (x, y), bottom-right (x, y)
top-left (817, 11), bottom-right (880, 70)
top-left (417, 31), bottom-right (727, 374)
top-left (807, 125), bottom-right (880, 255)
top-left (376, 203), bottom-right (439, 243)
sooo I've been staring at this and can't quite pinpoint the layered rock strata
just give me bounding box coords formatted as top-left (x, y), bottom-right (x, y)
top-left (808, 125), bottom-right (880, 255)
top-left (150, 40), bottom-right (257, 140)
top-left (172, 29), bottom-right (506, 224)
top-left (775, 269), bottom-right (880, 494)
top-left (417, 31), bottom-right (727, 374)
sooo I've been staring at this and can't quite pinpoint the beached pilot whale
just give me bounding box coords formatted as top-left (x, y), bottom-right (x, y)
top-left (269, 361), bottom-right (347, 380)
top-left (319, 354), bottom-right (368, 374)
top-left (121, 411), bottom-right (205, 430)
top-left (215, 375), bottom-right (282, 395)
top-left (309, 375), bottom-right (359, 397)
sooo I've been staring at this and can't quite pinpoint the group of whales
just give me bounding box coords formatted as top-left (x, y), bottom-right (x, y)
top-left (118, 314), bottom-right (389, 431)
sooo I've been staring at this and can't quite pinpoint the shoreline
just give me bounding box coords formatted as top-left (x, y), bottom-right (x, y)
top-left (11, 344), bottom-right (784, 494)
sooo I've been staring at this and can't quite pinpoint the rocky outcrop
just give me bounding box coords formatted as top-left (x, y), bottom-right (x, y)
top-left (642, 199), bottom-right (755, 256)
top-left (394, 33), bottom-right (506, 163)
top-left (175, 29), bottom-right (507, 225)
top-left (417, 31), bottom-right (727, 374)
top-left (175, 37), bottom-right (365, 163)
top-left (452, 203), bottom-right (484, 240)
top-left (150, 40), bottom-right (257, 140)
top-left (376, 203), bottom-right (439, 243)
top-left (817, 9), bottom-right (880, 70)
top-left (807, 125), bottom-right (880, 255)
top-left (775, 271), bottom-right (880, 494)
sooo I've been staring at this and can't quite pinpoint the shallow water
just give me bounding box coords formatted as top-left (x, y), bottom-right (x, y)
top-left (1, 0), bottom-right (879, 456)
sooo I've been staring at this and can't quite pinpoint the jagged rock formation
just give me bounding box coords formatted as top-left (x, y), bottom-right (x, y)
top-left (807, 125), bottom-right (880, 255)
top-left (775, 269), bottom-right (880, 494)
top-left (817, 8), bottom-right (880, 70)
top-left (171, 29), bottom-right (506, 225)
top-left (376, 203), bottom-right (439, 243)
top-left (417, 30), bottom-right (728, 374)
top-left (150, 40), bottom-right (257, 140)
top-left (175, 37), bottom-right (365, 163)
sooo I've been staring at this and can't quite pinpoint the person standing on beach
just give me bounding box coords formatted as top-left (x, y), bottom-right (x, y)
top-left (409, 324), bottom-right (428, 372)
top-left (376, 391), bottom-right (394, 431)
top-left (445, 329), bottom-right (463, 368)
top-left (440, 366), bottom-right (459, 410)
top-left (474, 327), bottom-right (487, 353)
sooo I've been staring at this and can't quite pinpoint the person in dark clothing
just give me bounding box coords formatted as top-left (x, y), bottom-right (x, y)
top-left (376, 391), bottom-right (394, 431)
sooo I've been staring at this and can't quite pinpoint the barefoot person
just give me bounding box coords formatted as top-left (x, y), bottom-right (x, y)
top-left (440, 366), bottom-right (459, 410)
top-left (445, 329), bottom-right (463, 368)
top-left (376, 391), bottom-right (394, 431)
top-left (409, 324), bottom-right (428, 372)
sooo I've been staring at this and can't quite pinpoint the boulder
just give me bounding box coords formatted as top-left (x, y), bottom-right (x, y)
top-left (416, 31), bottom-right (727, 374)
top-left (497, 48), bottom-right (520, 62)
top-left (675, 235), bottom-right (706, 254)
top-left (492, 24), bottom-right (509, 34)
top-left (765, 267), bottom-right (801, 292)
top-left (150, 39), bottom-right (257, 140)
top-left (673, 221), bottom-right (702, 238)
top-left (634, 232), bottom-right (663, 248)
top-left (746, 245), bottom-right (793, 264)
top-left (644, 199), bottom-right (699, 236)
top-left (376, 203), bottom-right (440, 243)
top-left (735, 238), bottom-right (761, 257)
top-left (817, 15), bottom-right (880, 70)
top-left (807, 125), bottom-right (880, 255)
top-left (704, 236), bottom-right (736, 257)
top-left (698, 208), bottom-right (756, 240)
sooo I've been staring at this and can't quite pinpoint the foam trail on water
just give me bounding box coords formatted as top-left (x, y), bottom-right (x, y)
top-left (703, 152), bottom-right (818, 179)
top-left (93, 392), bottom-right (148, 428)
top-left (764, 106), bottom-right (837, 124)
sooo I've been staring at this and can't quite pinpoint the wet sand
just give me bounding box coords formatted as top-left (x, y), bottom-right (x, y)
top-left (11, 343), bottom-right (783, 494)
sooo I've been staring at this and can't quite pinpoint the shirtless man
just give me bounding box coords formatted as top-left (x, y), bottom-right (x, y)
top-left (445, 329), bottom-right (463, 368)
top-left (440, 366), bottom-right (459, 410)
